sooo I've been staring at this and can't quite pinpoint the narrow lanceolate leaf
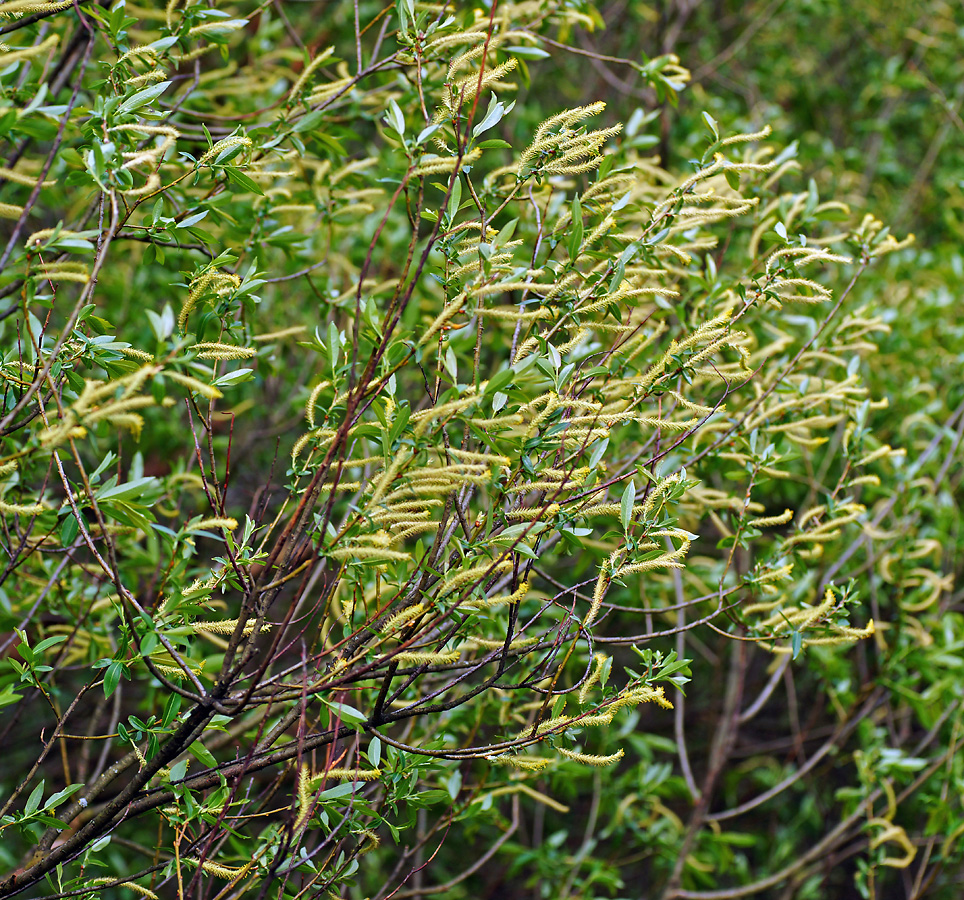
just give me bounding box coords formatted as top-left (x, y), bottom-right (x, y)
top-left (620, 479), bottom-right (636, 534)
top-left (568, 193), bottom-right (583, 259)
top-left (117, 81), bottom-right (171, 115)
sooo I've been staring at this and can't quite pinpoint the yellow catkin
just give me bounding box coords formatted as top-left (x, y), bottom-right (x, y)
top-left (466, 635), bottom-right (537, 650)
top-left (752, 563), bottom-right (795, 585)
top-left (464, 578), bottom-right (530, 610)
top-left (287, 46), bottom-right (335, 99)
top-left (490, 755), bottom-right (554, 772)
top-left (120, 347), bottom-right (153, 361)
top-left (191, 517), bottom-right (238, 532)
top-left (0, 202), bottom-right (25, 219)
top-left (505, 503), bottom-right (561, 521)
top-left (194, 342), bottom-right (257, 360)
top-left (441, 59), bottom-right (518, 117)
top-left (164, 371), bottom-right (223, 400)
top-left (0, 0), bottom-right (72, 17)
top-left (517, 714), bottom-right (573, 740)
top-left (192, 617), bottom-right (265, 636)
top-left (413, 148), bottom-right (482, 176)
top-left (253, 325), bottom-right (306, 342)
top-left (328, 546), bottom-right (411, 562)
top-left (0, 165), bottom-right (56, 187)
top-left (367, 449), bottom-right (413, 506)
top-left (557, 747), bottom-right (624, 767)
top-left (82, 396), bottom-right (155, 424)
top-left (394, 650), bottom-right (460, 665)
top-left (323, 768), bottom-right (381, 781)
top-left (187, 18), bottom-right (246, 39)
top-left (84, 880), bottom-right (158, 900)
top-left (584, 554), bottom-right (616, 628)
top-left (438, 560), bottom-right (512, 597)
top-left (382, 602), bottom-right (427, 634)
top-left (748, 508), bottom-right (794, 528)
top-left (0, 499), bottom-right (45, 515)
top-left (578, 652), bottom-right (610, 705)
top-left (855, 444), bottom-right (898, 467)
top-left (184, 859), bottom-right (251, 880)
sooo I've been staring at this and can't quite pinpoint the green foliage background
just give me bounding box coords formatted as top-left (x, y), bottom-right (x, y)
top-left (0, 1), bottom-right (961, 899)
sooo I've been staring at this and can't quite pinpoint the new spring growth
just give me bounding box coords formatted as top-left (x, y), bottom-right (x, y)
top-left (439, 53), bottom-right (517, 119)
top-left (84, 880), bottom-right (157, 900)
top-left (516, 685), bottom-right (672, 741)
top-left (517, 101), bottom-right (622, 178)
top-left (179, 270), bottom-right (241, 331)
top-left (755, 587), bottom-right (875, 653)
top-left (438, 559), bottom-right (513, 597)
top-left (382, 602), bottom-right (428, 634)
top-left (0, 164), bottom-right (56, 188)
top-left (194, 342), bottom-right (257, 360)
top-left (192, 617), bottom-right (264, 636)
top-left (294, 764), bottom-right (381, 830)
top-left (0, 498), bottom-right (45, 516)
top-left (197, 135), bottom-right (254, 168)
top-left (748, 508), bottom-right (794, 528)
top-left (584, 551), bottom-right (617, 629)
top-left (394, 649), bottom-right (460, 665)
top-left (558, 747), bottom-right (624, 767)
top-left (0, 0), bottom-right (72, 17)
top-left (578, 652), bottom-right (611, 705)
top-left (181, 859), bottom-right (253, 880)
top-left (287, 46), bottom-right (335, 101)
top-left (188, 517), bottom-right (239, 533)
top-left (36, 366), bottom-right (162, 446)
top-left (463, 578), bottom-right (530, 610)
top-left (490, 755), bottom-right (554, 772)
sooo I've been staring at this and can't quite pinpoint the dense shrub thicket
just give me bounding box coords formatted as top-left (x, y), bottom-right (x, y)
top-left (0, 2), bottom-right (960, 899)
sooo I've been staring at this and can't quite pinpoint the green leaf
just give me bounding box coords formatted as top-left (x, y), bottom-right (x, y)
top-left (224, 167), bottom-right (264, 195)
top-left (212, 368), bottom-right (255, 387)
top-left (446, 176), bottom-right (462, 222)
top-left (319, 782), bottom-right (358, 800)
top-left (24, 781), bottom-right (45, 817)
top-left (188, 741), bottom-right (218, 768)
top-left (568, 194), bottom-right (583, 259)
top-left (446, 769), bottom-right (462, 800)
top-left (486, 368), bottom-right (515, 395)
top-left (324, 699), bottom-right (367, 725)
top-left (33, 635), bottom-right (67, 654)
top-left (385, 98), bottom-right (405, 137)
top-left (103, 660), bottom-right (126, 697)
top-left (96, 476), bottom-right (160, 502)
top-left (117, 81), bottom-right (171, 115)
top-left (506, 45), bottom-right (550, 59)
top-left (294, 109), bottom-right (325, 134)
top-left (620, 479), bottom-right (636, 533)
top-left (41, 784), bottom-right (83, 812)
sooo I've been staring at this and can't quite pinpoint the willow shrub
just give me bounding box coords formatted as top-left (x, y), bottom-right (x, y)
top-left (0, 3), bottom-right (930, 899)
